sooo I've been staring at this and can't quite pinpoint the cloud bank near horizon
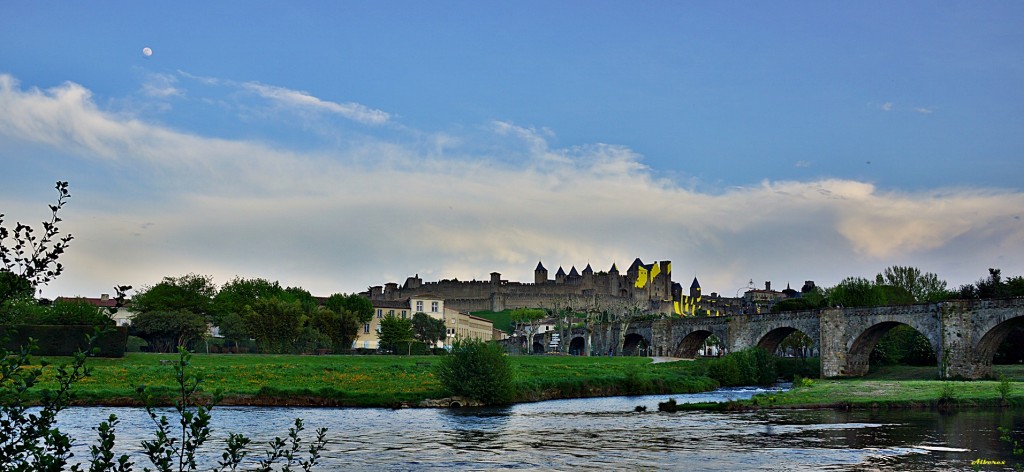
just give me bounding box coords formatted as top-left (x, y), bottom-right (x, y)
top-left (1, 73), bottom-right (1022, 298)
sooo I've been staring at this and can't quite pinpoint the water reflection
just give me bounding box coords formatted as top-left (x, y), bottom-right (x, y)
top-left (52, 388), bottom-right (1024, 471)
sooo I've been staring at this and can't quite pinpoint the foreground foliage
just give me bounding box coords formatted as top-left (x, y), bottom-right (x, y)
top-left (1, 341), bottom-right (330, 471)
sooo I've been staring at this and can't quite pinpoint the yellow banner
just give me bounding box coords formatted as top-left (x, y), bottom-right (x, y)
top-left (635, 267), bottom-right (648, 288)
top-left (649, 262), bottom-right (661, 283)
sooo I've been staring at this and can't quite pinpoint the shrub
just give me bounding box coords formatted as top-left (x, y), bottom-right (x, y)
top-left (777, 357), bottom-right (820, 381)
top-left (126, 335), bottom-right (149, 352)
top-left (703, 348), bottom-right (778, 387)
top-left (435, 339), bottom-right (515, 405)
top-left (999, 373), bottom-right (1012, 403)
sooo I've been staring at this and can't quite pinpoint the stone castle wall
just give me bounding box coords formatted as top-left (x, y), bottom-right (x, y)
top-left (372, 260), bottom-right (677, 315)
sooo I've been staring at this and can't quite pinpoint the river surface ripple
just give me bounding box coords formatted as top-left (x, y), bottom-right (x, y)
top-left (54, 387), bottom-right (1024, 471)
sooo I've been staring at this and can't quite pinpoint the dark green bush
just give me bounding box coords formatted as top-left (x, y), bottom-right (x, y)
top-left (126, 335), bottom-right (149, 352)
top-left (0, 325), bottom-right (127, 357)
top-left (776, 357), bottom-right (820, 380)
top-left (703, 348), bottom-right (777, 386)
top-left (435, 339), bottom-right (515, 405)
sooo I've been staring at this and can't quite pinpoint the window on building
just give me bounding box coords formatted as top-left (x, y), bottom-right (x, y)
top-left (389, 309), bottom-right (394, 316)
top-left (416, 301), bottom-right (423, 312)
top-left (363, 341), bottom-right (370, 349)
top-left (377, 309), bottom-right (382, 318)
top-left (431, 301), bottom-right (439, 312)
top-left (364, 323), bottom-right (370, 334)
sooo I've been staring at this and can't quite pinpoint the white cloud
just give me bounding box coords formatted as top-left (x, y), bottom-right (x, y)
top-left (1, 74), bottom-right (1021, 299)
top-left (141, 73), bottom-right (182, 98)
top-left (794, 160), bottom-right (811, 168)
top-left (241, 82), bottom-right (390, 125)
top-left (881, 102), bottom-right (894, 112)
top-left (914, 107), bottom-right (934, 114)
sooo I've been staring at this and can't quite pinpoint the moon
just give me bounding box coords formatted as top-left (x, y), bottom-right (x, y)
top-left (142, 47), bottom-right (153, 57)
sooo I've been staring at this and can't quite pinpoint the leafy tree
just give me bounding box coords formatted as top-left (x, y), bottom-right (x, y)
top-left (210, 277), bottom-right (286, 348)
top-left (242, 298), bottom-right (304, 354)
top-left (293, 326), bottom-right (333, 355)
top-left (1008, 276), bottom-right (1024, 297)
top-left (378, 313), bottom-right (413, 354)
top-left (132, 274), bottom-right (217, 320)
top-left (324, 293), bottom-right (373, 324)
top-left (214, 311), bottom-right (249, 352)
top-left (281, 286), bottom-right (318, 315)
top-left (770, 298), bottom-right (820, 313)
top-left (959, 268), bottom-right (1023, 299)
top-left (0, 271), bottom-right (32, 306)
top-left (130, 310), bottom-right (208, 353)
top-left (0, 181), bottom-right (74, 305)
top-left (510, 307), bottom-right (546, 352)
top-left (875, 266), bottom-right (950, 302)
top-left (0, 297), bottom-right (50, 325)
top-left (412, 312), bottom-right (447, 350)
top-left (870, 325), bottom-right (936, 367)
top-left (307, 306), bottom-right (358, 352)
top-left (435, 338), bottom-right (515, 404)
top-left (827, 277), bottom-right (883, 307)
top-left (777, 331), bottom-right (815, 358)
top-left (212, 277), bottom-right (284, 315)
top-left (46, 298), bottom-right (115, 326)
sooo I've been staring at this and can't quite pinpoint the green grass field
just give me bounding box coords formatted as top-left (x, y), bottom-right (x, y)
top-left (749, 364), bottom-right (1024, 409)
top-left (24, 352), bottom-right (1024, 409)
top-left (28, 353), bottom-right (713, 407)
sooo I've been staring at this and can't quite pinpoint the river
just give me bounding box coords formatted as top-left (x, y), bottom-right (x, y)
top-left (54, 387), bottom-right (1024, 471)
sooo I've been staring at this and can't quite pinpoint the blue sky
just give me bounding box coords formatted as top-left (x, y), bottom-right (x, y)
top-left (2, 1), bottom-right (1022, 299)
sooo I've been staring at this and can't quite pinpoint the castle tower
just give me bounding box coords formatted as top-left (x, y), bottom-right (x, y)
top-left (555, 266), bottom-right (566, 284)
top-left (403, 274), bottom-right (422, 290)
top-left (582, 263), bottom-right (594, 289)
top-left (535, 261), bottom-right (548, 284)
top-left (568, 266), bottom-right (580, 284)
top-left (690, 277), bottom-right (701, 298)
top-left (490, 272), bottom-right (502, 284)
top-left (609, 263), bottom-right (621, 296)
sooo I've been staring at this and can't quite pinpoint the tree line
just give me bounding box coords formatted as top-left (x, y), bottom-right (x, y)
top-left (773, 265), bottom-right (1024, 314)
top-left (129, 274), bottom-right (373, 354)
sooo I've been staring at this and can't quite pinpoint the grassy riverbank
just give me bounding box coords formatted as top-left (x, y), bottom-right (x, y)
top-left (28, 353), bottom-right (1024, 410)
top-left (742, 365), bottom-right (1024, 411)
top-left (28, 353), bottom-right (717, 407)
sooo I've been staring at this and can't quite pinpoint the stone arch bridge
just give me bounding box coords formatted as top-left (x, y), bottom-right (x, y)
top-left (583, 298), bottom-right (1024, 379)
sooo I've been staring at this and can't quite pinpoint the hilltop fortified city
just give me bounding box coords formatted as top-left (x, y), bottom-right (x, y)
top-left (366, 258), bottom-right (678, 315)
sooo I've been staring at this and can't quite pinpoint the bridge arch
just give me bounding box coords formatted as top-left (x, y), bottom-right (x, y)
top-left (974, 314), bottom-right (1024, 375)
top-left (532, 334), bottom-right (545, 354)
top-left (757, 327), bottom-right (816, 357)
top-left (623, 333), bottom-right (650, 356)
top-left (674, 330), bottom-right (715, 358)
top-left (568, 335), bottom-right (586, 356)
top-left (845, 321), bottom-right (940, 376)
